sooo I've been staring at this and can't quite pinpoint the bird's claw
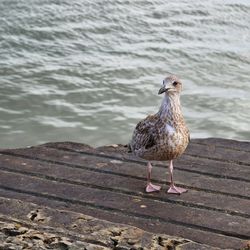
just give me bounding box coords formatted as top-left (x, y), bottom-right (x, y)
top-left (146, 183), bottom-right (161, 193)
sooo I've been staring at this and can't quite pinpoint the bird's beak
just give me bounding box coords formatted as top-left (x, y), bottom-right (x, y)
top-left (158, 86), bottom-right (168, 95)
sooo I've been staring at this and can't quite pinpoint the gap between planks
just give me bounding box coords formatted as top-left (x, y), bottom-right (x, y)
top-left (2, 146), bottom-right (250, 184)
top-left (0, 183), bottom-right (249, 242)
top-left (0, 165), bottom-right (249, 220)
top-left (45, 145), bottom-right (250, 177)
top-left (1, 150), bottom-right (250, 202)
top-left (0, 191), bottom-right (245, 249)
top-left (46, 142), bottom-right (250, 167)
top-left (0, 150), bottom-right (250, 201)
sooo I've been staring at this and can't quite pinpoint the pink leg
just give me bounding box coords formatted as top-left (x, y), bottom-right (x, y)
top-left (167, 160), bottom-right (187, 194)
top-left (146, 162), bottom-right (161, 193)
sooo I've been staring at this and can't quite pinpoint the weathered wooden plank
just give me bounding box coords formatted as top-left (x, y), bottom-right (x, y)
top-left (43, 141), bottom-right (250, 182)
top-left (0, 170), bottom-right (249, 239)
top-left (1, 146), bottom-right (249, 200)
top-left (185, 142), bottom-right (250, 166)
top-left (42, 139), bottom-right (250, 165)
top-left (177, 156), bottom-right (250, 182)
top-left (192, 138), bottom-right (250, 152)
top-left (0, 139), bottom-right (250, 249)
top-left (1, 197), bottom-right (207, 250)
top-left (0, 155), bottom-right (249, 217)
top-left (0, 189), bottom-right (242, 250)
top-left (0, 182), bottom-right (246, 249)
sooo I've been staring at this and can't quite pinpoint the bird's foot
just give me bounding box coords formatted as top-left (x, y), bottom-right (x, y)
top-left (146, 183), bottom-right (161, 193)
top-left (167, 185), bottom-right (187, 195)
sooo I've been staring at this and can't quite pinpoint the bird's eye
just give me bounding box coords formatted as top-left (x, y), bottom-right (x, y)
top-left (173, 81), bottom-right (178, 86)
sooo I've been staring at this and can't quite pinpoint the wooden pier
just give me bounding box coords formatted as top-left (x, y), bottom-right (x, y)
top-left (0, 138), bottom-right (249, 249)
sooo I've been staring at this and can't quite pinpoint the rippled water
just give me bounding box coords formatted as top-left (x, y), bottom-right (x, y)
top-left (0, 0), bottom-right (250, 148)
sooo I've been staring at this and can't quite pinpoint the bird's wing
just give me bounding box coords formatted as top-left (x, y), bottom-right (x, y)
top-left (131, 114), bottom-right (162, 151)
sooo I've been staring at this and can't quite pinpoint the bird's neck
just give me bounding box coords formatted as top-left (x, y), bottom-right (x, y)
top-left (158, 93), bottom-right (183, 125)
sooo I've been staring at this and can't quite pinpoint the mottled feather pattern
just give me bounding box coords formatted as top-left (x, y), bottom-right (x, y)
top-left (130, 76), bottom-right (189, 161)
top-left (132, 114), bottom-right (161, 151)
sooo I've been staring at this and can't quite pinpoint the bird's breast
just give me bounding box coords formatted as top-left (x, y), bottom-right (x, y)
top-left (153, 126), bottom-right (189, 160)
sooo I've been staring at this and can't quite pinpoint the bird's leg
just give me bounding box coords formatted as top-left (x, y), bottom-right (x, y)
top-left (167, 160), bottom-right (187, 194)
top-left (146, 162), bottom-right (161, 193)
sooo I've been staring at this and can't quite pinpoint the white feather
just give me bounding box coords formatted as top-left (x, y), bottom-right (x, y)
top-left (165, 124), bottom-right (175, 135)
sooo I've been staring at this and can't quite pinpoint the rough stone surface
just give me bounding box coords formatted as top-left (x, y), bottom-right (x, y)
top-left (0, 198), bottom-right (220, 250)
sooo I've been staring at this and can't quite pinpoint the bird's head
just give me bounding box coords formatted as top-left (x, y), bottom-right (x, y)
top-left (158, 75), bottom-right (182, 95)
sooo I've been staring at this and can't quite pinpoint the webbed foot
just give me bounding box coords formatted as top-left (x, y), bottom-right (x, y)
top-left (167, 185), bottom-right (187, 194)
top-left (146, 183), bottom-right (161, 193)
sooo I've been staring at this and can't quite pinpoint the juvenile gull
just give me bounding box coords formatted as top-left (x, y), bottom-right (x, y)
top-left (130, 75), bottom-right (190, 194)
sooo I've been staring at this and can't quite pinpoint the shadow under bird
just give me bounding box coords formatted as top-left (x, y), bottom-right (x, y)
top-left (130, 75), bottom-right (190, 194)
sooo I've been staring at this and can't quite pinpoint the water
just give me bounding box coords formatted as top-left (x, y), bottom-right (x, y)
top-left (0, 0), bottom-right (250, 149)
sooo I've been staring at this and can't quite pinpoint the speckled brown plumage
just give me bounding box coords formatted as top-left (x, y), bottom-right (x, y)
top-left (130, 75), bottom-right (190, 194)
top-left (130, 75), bottom-right (189, 161)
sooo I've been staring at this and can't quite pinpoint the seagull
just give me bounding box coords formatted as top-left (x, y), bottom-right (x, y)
top-left (130, 75), bottom-right (190, 194)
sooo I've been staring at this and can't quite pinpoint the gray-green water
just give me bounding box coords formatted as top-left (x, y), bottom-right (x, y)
top-left (0, 0), bottom-right (250, 149)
